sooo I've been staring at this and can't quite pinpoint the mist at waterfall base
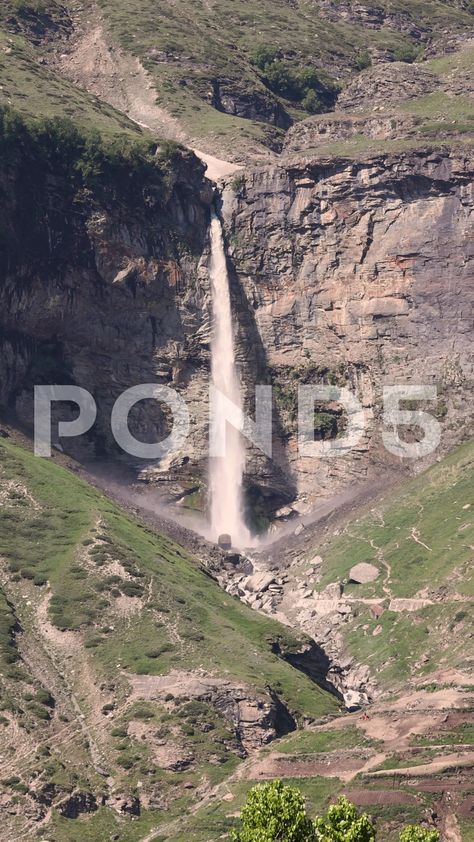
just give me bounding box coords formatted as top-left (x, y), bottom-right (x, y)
top-left (207, 211), bottom-right (252, 550)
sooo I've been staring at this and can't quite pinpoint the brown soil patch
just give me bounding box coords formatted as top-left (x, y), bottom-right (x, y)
top-left (458, 796), bottom-right (474, 818)
top-left (344, 789), bottom-right (418, 806)
top-left (246, 751), bottom-right (370, 782)
top-left (128, 670), bottom-right (233, 702)
top-left (369, 752), bottom-right (474, 778)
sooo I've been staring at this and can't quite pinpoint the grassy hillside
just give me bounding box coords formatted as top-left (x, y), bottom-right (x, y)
top-left (0, 435), bottom-right (337, 841)
top-left (0, 0), bottom-right (473, 158)
top-left (0, 28), bottom-right (143, 139)
top-left (90, 0), bottom-right (474, 153)
top-left (311, 438), bottom-right (474, 688)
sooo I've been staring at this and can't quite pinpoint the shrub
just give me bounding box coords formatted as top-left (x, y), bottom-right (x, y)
top-left (356, 50), bottom-right (372, 70)
top-left (302, 90), bottom-right (323, 114)
top-left (36, 689), bottom-right (55, 708)
top-left (111, 726), bottom-right (128, 737)
top-left (252, 45), bottom-right (279, 70)
top-left (399, 828), bottom-right (440, 842)
top-left (121, 581), bottom-right (144, 598)
top-left (314, 796), bottom-right (376, 841)
top-left (231, 174), bottom-right (245, 193)
top-left (27, 702), bottom-right (51, 720)
top-left (393, 45), bottom-right (419, 63)
top-left (262, 60), bottom-right (302, 99)
top-left (231, 780), bottom-right (317, 841)
top-left (117, 755), bottom-right (135, 770)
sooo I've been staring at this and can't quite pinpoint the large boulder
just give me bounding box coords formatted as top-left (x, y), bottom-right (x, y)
top-left (349, 562), bottom-right (380, 584)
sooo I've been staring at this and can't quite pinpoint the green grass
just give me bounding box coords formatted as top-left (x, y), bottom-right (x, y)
top-left (343, 602), bottom-right (469, 686)
top-left (410, 722), bottom-right (474, 747)
top-left (0, 435), bottom-right (340, 839)
top-left (48, 805), bottom-right (173, 842)
top-left (425, 45), bottom-right (474, 77)
top-left (275, 725), bottom-right (378, 755)
top-left (0, 29), bottom-right (143, 140)
top-left (91, 0), bottom-right (473, 153)
top-left (400, 91), bottom-right (474, 134)
top-left (306, 439), bottom-right (474, 689)
top-left (460, 819), bottom-right (474, 842)
top-left (315, 438), bottom-right (474, 598)
top-left (0, 437), bottom-right (337, 722)
top-left (174, 776), bottom-right (341, 841)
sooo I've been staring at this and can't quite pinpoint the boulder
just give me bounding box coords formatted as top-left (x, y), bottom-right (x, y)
top-left (243, 572), bottom-right (276, 594)
top-left (349, 563), bottom-right (380, 584)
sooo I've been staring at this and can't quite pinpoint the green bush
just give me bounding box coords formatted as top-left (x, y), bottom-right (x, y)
top-left (302, 90), bottom-right (323, 114)
top-left (231, 780), bottom-right (317, 841)
top-left (111, 726), bottom-right (128, 737)
top-left (231, 174), bottom-right (245, 193)
top-left (250, 46), bottom-right (337, 109)
top-left (252, 45), bottom-right (279, 70)
top-left (0, 105), bottom-right (163, 193)
top-left (36, 688), bottom-right (55, 708)
top-left (356, 50), bottom-right (372, 70)
top-left (399, 827), bottom-right (440, 842)
top-left (121, 581), bottom-right (144, 598)
top-left (314, 796), bottom-right (376, 841)
top-left (393, 45), bottom-right (419, 63)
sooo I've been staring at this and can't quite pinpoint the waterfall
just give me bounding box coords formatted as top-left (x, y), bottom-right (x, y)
top-left (208, 210), bottom-right (250, 548)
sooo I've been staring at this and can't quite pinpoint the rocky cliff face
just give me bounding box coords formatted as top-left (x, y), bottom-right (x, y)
top-left (0, 140), bottom-right (215, 482)
top-left (225, 148), bottom-right (474, 506)
top-left (1, 133), bottom-right (473, 516)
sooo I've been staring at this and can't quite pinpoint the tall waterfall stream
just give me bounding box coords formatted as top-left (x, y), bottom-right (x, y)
top-left (208, 210), bottom-right (250, 548)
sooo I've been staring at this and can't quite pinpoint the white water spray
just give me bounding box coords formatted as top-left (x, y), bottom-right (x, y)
top-left (208, 210), bottom-right (250, 548)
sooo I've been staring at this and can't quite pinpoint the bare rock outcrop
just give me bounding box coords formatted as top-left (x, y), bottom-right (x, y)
top-left (284, 112), bottom-right (420, 153)
top-left (227, 148), bottom-right (474, 504)
top-left (128, 671), bottom-right (296, 752)
top-left (336, 62), bottom-right (438, 111)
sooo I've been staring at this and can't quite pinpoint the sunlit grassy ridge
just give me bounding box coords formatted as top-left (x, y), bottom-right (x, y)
top-left (92, 0), bottom-right (474, 153)
top-left (311, 438), bottom-right (474, 687)
top-left (0, 29), bottom-right (143, 138)
top-left (317, 438), bottom-right (474, 598)
top-left (0, 437), bottom-right (337, 720)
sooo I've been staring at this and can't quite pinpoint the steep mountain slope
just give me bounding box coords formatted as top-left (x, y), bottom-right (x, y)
top-left (0, 2), bottom-right (472, 839)
top-left (63, 0), bottom-right (474, 157)
top-left (210, 439), bottom-right (474, 842)
top-left (0, 432), bottom-right (338, 841)
top-left (285, 40), bottom-right (474, 155)
top-left (3, 0), bottom-right (472, 161)
top-left (226, 146), bottom-right (474, 507)
top-left (228, 438), bottom-right (474, 700)
top-left (0, 15), bottom-right (143, 139)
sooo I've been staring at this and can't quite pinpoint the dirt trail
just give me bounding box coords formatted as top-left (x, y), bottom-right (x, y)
top-left (368, 751), bottom-right (474, 778)
top-left (443, 809), bottom-right (462, 842)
